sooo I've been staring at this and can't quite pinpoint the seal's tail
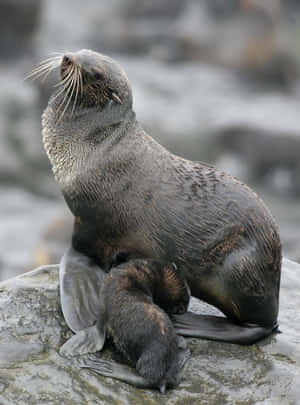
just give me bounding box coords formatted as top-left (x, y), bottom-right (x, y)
top-left (172, 311), bottom-right (278, 345)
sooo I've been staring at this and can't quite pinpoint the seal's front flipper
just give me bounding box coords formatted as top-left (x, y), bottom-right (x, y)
top-left (176, 335), bottom-right (187, 350)
top-left (172, 311), bottom-right (275, 345)
top-left (60, 246), bottom-right (106, 332)
top-left (79, 356), bottom-right (154, 390)
top-left (60, 324), bottom-right (105, 358)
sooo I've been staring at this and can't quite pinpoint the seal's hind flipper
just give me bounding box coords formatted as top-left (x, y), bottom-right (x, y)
top-left (60, 324), bottom-right (105, 358)
top-left (165, 344), bottom-right (190, 388)
top-left (79, 355), bottom-right (153, 389)
top-left (176, 335), bottom-right (187, 349)
top-left (172, 311), bottom-right (276, 345)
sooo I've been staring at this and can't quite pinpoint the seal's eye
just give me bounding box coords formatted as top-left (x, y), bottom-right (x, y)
top-left (93, 71), bottom-right (104, 81)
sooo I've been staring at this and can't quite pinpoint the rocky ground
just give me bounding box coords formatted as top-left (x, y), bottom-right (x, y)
top-left (0, 258), bottom-right (299, 405)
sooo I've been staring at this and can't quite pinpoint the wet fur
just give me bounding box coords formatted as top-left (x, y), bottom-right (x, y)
top-left (98, 260), bottom-right (190, 388)
top-left (42, 49), bottom-right (282, 342)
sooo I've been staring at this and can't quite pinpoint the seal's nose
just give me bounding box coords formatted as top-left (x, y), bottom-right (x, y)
top-left (60, 53), bottom-right (76, 79)
top-left (62, 53), bottom-right (75, 67)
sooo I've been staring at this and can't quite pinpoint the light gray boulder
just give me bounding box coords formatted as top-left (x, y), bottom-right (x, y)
top-left (0, 258), bottom-right (299, 404)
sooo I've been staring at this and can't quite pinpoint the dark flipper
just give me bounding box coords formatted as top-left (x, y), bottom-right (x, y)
top-left (172, 311), bottom-right (277, 345)
top-left (79, 347), bottom-right (190, 393)
top-left (59, 246), bottom-right (106, 332)
top-left (60, 324), bottom-right (105, 358)
top-left (79, 356), bottom-right (155, 390)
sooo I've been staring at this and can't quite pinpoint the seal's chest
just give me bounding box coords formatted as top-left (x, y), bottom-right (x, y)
top-left (42, 127), bottom-right (83, 186)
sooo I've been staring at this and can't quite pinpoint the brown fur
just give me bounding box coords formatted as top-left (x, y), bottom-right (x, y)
top-left (42, 50), bottom-right (281, 344)
top-left (98, 259), bottom-right (190, 388)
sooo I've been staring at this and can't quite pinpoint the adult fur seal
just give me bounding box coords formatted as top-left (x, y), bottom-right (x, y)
top-left (39, 49), bottom-right (281, 353)
top-left (79, 259), bottom-right (190, 393)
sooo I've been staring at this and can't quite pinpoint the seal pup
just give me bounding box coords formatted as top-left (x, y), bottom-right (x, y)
top-left (35, 49), bottom-right (281, 353)
top-left (79, 259), bottom-right (190, 393)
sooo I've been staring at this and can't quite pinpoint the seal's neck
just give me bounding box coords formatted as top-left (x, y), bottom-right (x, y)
top-left (42, 98), bottom-right (135, 186)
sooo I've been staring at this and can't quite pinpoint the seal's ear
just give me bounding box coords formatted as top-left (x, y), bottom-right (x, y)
top-left (171, 262), bottom-right (185, 279)
top-left (110, 91), bottom-right (122, 104)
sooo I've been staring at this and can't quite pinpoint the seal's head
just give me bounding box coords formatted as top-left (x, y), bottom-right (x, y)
top-left (153, 262), bottom-right (191, 316)
top-left (59, 49), bottom-right (133, 110)
top-left (35, 50), bottom-right (135, 184)
top-left (28, 49), bottom-right (133, 119)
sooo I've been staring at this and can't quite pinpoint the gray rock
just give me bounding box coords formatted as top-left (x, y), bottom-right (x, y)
top-left (0, 259), bottom-right (299, 404)
top-left (0, 67), bottom-right (59, 197)
top-left (0, 187), bottom-right (66, 281)
top-left (216, 126), bottom-right (300, 196)
top-left (0, 0), bottom-right (42, 60)
top-left (35, 0), bottom-right (300, 80)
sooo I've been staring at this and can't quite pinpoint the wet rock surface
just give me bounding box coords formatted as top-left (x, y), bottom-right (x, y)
top-left (0, 258), bottom-right (299, 404)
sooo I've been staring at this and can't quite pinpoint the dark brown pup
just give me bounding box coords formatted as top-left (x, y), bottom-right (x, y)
top-left (82, 259), bottom-right (190, 392)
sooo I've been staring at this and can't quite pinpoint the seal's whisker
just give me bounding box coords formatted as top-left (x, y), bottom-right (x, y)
top-left (28, 62), bottom-right (53, 74)
top-left (54, 79), bottom-right (68, 88)
top-left (29, 56), bottom-right (62, 72)
top-left (71, 66), bottom-right (80, 117)
top-left (56, 75), bottom-right (73, 113)
top-left (51, 80), bottom-right (71, 103)
top-left (78, 68), bottom-right (83, 98)
top-left (55, 83), bottom-right (73, 124)
top-left (58, 85), bottom-right (74, 122)
top-left (52, 76), bottom-right (73, 99)
top-left (53, 67), bottom-right (74, 88)
top-left (25, 57), bottom-right (62, 81)
top-left (48, 52), bottom-right (64, 56)
top-left (56, 77), bottom-right (74, 116)
top-left (25, 69), bottom-right (54, 81)
top-left (34, 55), bottom-right (62, 68)
top-left (25, 63), bottom-right (55, 80)
top-left (28, 62), bottom-right (58, 76)
top-left (56, 66), bottom-right (76, 122)
top-left (55, 67), bottom-right (74, 86)
top-left (61, 70), bottom-right (77, 120)
top-left (40, 62), bottom-right (61, 83)
top-left (54, 69), bottom-right (72, 100)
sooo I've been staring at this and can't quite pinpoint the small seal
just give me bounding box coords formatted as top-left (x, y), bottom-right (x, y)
top-left (80, 259), bottom-right (190, 393)
top-left (37, 49), bottom-right (281, 352)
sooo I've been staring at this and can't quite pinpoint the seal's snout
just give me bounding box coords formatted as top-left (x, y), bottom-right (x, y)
top-left (63, 55), bottom-right (72, 66)
top-left (62, 54), bottom-right (75, 68)
top-left (61, 53), bottom-right (76, 79)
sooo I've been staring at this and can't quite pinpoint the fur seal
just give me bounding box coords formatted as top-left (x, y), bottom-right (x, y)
top-left (79, 259), bottom-right (190, 393)
top-left (38, 49), bottom-right (281, 354)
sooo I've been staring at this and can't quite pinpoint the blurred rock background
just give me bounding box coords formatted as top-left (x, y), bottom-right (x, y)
top-left (1, 0), bottom-right (300, 280)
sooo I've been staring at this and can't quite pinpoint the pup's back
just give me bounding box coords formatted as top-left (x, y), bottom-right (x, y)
top-left (99, 259), bottom-right (190, 389)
